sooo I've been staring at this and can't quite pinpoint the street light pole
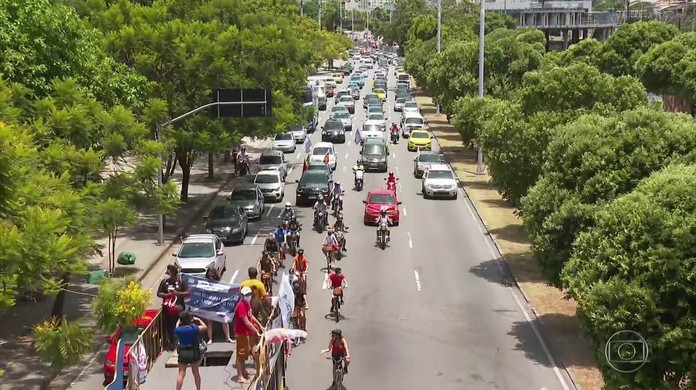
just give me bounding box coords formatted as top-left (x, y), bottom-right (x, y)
top-left (435, 0), bottom-right (442, 115)
top-left (155, 126), bottom-right (164, 246)
top-left (476, 0), bottom-right (486, 174)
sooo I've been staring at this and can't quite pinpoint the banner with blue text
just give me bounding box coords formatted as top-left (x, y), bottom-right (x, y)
top-left (182, 274), bottom-right (240, 323)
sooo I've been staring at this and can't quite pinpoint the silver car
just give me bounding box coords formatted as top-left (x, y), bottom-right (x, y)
top-left (289, 125), bottom-right (307, 144)
top-left (413, 151), bottom-right (444, 178)
top-left (331, 111), bottom-right (352, 131)
top-left (337, 95), bottom-right (355, 114)
top-left (258, 150), bottom-right (288, 180)
top-left (227, 183), bottom-right (265, 220)
top-left (272, 132), bottom-right (297, 153)
top-left (254, 170), bottom-right (285, 202)
top-left (394, 97), bottom-right (407, 112)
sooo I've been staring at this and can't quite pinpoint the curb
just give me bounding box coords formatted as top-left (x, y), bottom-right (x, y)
top-left (416, 90), bottom-right (582, 390)
top-left (136, 170), bottom-right (238, 283)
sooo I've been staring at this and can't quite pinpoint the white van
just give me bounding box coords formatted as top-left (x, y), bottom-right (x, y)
top-left (400, 112), bottom-right (425, 138)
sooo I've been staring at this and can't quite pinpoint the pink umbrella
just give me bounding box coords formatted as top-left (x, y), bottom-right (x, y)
top-left (264, 328), bottom-right (308, 345)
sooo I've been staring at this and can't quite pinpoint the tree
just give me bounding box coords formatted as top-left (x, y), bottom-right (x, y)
top-left (562, 164), bottom-right (696, 389)
top-left (92, 277), bottom-right (152, 332)
top-left (94, 199), bottom-right (136, 275)
top-left (597, 21), bottom-right (679, 77)
top-left (635, 32), bottom-right (696, 100)
top-left (33, 317), bottom-right (93, 376)
top-left (522, 108), bottom-right (696, 285)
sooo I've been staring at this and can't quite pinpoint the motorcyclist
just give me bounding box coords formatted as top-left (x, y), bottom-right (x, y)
top-left (386, 171), bottom-right (397, 190)
top-left (390, 122), bottom-right (399, 143)
top-left (352, 160), bottom-right (365, 188)
top-left (288, 216), bottom-right (302, 247)
top-left (322, 227), bottom-right (340, 263)
top-left (264, 232), bottom-right (280, 271)
top-left (333, 214), bottom-right (348, 252)
top-left (331, 182), bottom-right (345, 210)
top-left (279, 202), bottom-right (296, 221)
top-left (352, 160), bottom-right (365, 173)
top-left (274, 224), bottom-right (288, 264)
top-left (375, 208), bottom-right (392, 242)
top-left (313, 194), bottom-right (329, 227)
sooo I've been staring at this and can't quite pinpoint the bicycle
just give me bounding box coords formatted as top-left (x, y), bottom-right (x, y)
top-left (323, 245), bottom-right (336, 271)
top-left (261, 272), bottom-right (274, 295)
top-left (326, 356), bottom-right (346, 389)
top-left (331, 287), bottom-right (343, 323)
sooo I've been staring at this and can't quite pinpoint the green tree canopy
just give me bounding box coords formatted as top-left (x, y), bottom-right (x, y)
top-left (522, 108), bottom-right (696, 285)
top-left (562, 164), bottom-right (696, 389)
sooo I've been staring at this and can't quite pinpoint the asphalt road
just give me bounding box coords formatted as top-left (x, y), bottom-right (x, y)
top-left (69, 61), bottom-right (575, 390)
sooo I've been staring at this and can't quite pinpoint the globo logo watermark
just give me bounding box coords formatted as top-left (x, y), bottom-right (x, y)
top-left (604, 330), bottom-right (649, 373)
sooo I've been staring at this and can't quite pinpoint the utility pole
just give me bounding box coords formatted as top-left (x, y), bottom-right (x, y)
top-left (476, 0), bottom-right (486, 174)
top-left (318, 0), bottom-right (322, 30)
top-left (435, 0), bottom-right (442, 114)
top-left (155, 126), bottom-right (164, 246)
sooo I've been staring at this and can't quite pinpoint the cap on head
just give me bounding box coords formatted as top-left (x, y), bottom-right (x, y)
top-left (334, 267), bottom-right (342, 273)
top-left (241, 286), bottom-right (253, 296)
top-left (331, 329), bottom-right (342, 337)
top-left (298, 248), bottom-right (304, 254)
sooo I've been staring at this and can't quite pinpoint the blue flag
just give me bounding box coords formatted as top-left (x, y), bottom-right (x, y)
top-left (354, 129), bottom-right (362, 145)
top-left (304, 136), bottom-right (314, 154)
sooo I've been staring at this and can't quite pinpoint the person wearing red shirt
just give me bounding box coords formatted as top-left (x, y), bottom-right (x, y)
top-left (328, 267), bottom-right (347, 310)
top-left (233, 287), bottom-right (263, 384)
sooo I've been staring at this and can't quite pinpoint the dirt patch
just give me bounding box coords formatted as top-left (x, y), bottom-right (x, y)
top-left (415, 92), bottom-right (605, 390)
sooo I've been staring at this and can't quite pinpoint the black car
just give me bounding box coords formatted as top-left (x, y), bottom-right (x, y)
top-left (321, 119), bottom-right (346, 143)
top-left (360, 142), bottom-right (388, 172)
top-left (204, 205), bottom-right (249, 245)
top-left (363, 94), bottom-right (380, 109)
top-left (295, 170), bottom-right (331, 206)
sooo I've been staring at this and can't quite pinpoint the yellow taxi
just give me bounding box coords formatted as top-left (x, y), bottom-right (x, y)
top-left (374, 88), bottom-right (386, 101)
top-left (333, 73), bottom-right (344, 84)
top-left (407, 129), bottom-right (432, 151)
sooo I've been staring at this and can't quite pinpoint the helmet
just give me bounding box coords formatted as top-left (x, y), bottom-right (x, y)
top-left (388, 171), bottom-right (394, 177)
top-left (285, 202), bottom-right (291, 208)
top-left (318, 194), bottom-right (324, 200)
top-left (331, 329), bottom-right (342, 337)
top-left (269, 232), bottom-right (275, 238)
top-left (335, 181), bottom-right (340, 186)
top-left (380, 208), bottom-right (387, 215)
top-left (328, 227), bottom-right (334, 233)
top-left (298, 248), bottom-right (304, 254)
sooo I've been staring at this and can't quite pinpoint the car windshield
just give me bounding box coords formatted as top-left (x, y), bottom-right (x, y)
top-left (340, 96), bottom-right (353, 103)
top-left (396, 98), bottom-right (406, 103)
top-left (405, 102), bottom-right (418, 108)
top-left (374, 89), bottom-right (385, 94)
top-left (209, 206), bottom-right (240, 222)
top-left (255, 174), bottom-right (280, 184)
top-left (428, 170), bottom-right (454, 180)
top-left (411, 131), bottom-right (428, 139)
top-left (418, 154), bottom-right (441, 163)
top-left (363, 144), bottom-right (386, 155)
top-left (300, 171), bottom-right (328, 184)
top-left (178, 242), bottom-right (215, 258)
top-left (260, 155), bottom-right (282, 165)
top-left (367, 97), bottom-right (380, 103)
top-left (363, 125), bottom-right (380, 132)
top-left (229, 189), bottom-right (257, 201)
top-left (369, 114), bottom-right (384, 120)
top-left (332, 106), bottom-right (347, 112)
top-left (333, 112), bottom-right (349, 119)
top-left (119, 325), bottom-right (146, 345)
top-left (405, 118), bottom-right (423, 125)
top-left (275, 133), bottom-right (293, 141)
top-left (325, 121), bottom-right (343, 130)
top-left (312, 147), bottom-right (331, 156)
top-left (368, 193), bottom-right (395, 204)
top-left (368, 107), bottom-right (382, 113)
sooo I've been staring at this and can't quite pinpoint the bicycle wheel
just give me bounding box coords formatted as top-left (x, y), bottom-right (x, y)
top-left (334, 299), bottom-right (341, 323)
top-left (335, 367), bottom-right (344, 386)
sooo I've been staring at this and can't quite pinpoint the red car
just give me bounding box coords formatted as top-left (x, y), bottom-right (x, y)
top-left (362, 189), bottom-right (402, 226)
top-left (326, 85), bottom-right (335, 97)
top-left (103, 309), bottom-right (159, 385)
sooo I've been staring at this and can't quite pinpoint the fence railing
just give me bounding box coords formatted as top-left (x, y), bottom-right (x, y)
top-left (126, 309), bottom-right (165, 390)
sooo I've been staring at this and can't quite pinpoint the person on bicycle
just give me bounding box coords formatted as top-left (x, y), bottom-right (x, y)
top-left (321, 329), bottom-right (351, 383)
top-left (322, 228), bottom-right (340, 262)
top-left (328, 267), bottom-right (346, 306)
top-left (279, 202), bottom-right (296, 221)
top-left (292, 280), bottom-right (308, 333)
top-left (333, 215), bottom-right (348, 252)
top-left (264, 233), bottom-right (280, 270)
top-left (292, 248), bottom-right (309, 289)
top-left (257, 251), bottom-right (276, 282)
top-left (375, 208), bottom-right (392, 242)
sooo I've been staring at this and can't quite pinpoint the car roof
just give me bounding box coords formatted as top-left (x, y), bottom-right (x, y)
top-left (364, 120), bottom-right (382, 126)
top-left (411, 129), bottom-right (428, 133)
top-left (314, 142), bottom-right (334, 148)
top-left (428, 163), bottom-right (451, 171)
top-left (364, 138), bottom-right (386, 144)
top-left (182, 234), bottom-right (216, 243)
top-left (261, 150), bottom-right (283, 157)
top-left (367, 188), bottom-right (397, 196)
top-left (403, 112), bottom-right (423, 118)
top-left (233, 183), bottom-right (259, 190)
top-left (256, 170), bottom-right (281, 176)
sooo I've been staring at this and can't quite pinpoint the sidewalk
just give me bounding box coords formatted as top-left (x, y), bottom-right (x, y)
top-left (0, 138), bottom-right (270, 390)
top-left (414, 91), bottom-right (604, 390)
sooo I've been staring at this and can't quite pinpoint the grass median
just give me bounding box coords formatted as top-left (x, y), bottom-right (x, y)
top-left (415, 92), bottom-right (604, 390)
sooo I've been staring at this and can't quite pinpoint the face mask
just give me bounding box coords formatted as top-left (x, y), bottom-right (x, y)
top-left (243, 295), bottom-right (252, 302)
top-left (164, 272), bottom-right (171, 280)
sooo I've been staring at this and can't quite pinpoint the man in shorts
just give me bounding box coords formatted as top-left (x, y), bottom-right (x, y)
top-left (233, 286), bottom-right (263, 384)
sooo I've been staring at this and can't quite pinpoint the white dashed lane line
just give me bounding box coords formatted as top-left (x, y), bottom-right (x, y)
top-left (414, 270), bottom-right (422, 291)
top-left (407, 232), bottom-right (413, 249)
top-left (251, 233), bottom-right (259, 245)
top-left (266, 204), bottom-right (275, 217)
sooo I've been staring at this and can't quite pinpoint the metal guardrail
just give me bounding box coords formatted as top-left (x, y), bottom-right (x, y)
top-left (126, 310), bottom-right (165, 390)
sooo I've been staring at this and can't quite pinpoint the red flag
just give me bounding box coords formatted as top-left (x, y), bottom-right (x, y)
top-left (303, 159), bottom-right (308, 172)
top-left (323, 151), bottom-right (330, 165)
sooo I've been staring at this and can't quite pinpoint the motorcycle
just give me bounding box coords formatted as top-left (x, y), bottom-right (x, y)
top-left (314, 209), bottom-right (326, 232)
top-left (354, 171), bottom-right (364, 191)
top-left (261, 272), bottom-right (274, 295)
top-left (391, 131), bottom-right (399, 144)
top-left (237, 157), bottom-right (250, 176)
top-left (286, 230), bottom-right (299, 256)
top-left (385, 177), bottom-right (398, 192)
top-left (377, 226), bottom-right (388, 250)
top-left (332, 195), bottom-right (344, 214)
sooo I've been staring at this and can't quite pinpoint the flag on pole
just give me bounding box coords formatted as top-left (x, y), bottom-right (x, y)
top-left (303, 154), bottom-right (310, 172)
top-left (322, 151), bottom-right (330, 165)
top-left (304, 137), bottom-right (314, 154)
top-left (354, 129), bottom-right (362, 145)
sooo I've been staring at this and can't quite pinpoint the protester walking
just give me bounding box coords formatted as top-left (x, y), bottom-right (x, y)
top-left (234, 286), bottom-right (264, 384)
top-left (204, 266), bottom-right (234, 344)
top-left (156, 264), bottom-right (190, 350)
top-left (175, 311), bottom-right (207, 390)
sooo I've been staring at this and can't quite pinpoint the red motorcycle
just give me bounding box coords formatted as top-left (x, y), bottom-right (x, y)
top-left (385, 177), bottom-right (398, 192)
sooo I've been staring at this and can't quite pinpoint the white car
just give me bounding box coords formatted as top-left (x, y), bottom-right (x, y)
top-left (394, 97), bottom-right (407, 112)
top-left (337, 95), bottom-right (355, 114)
top-left (367, 112), bottom-right (386, 131)
top-left (272, 132), bottom-right (297, 153)
top-left (421, 164), bottom-right (458, 200)
top-left (402, 101), bottom-right (420, 114)
top-left (255, 170), bottom-right (285, 201)
top-left (309, 141), bottom-right (338, 170)
top-left (173, 234), bottom-right (227, 277)
top-left (361, 120), bottom-right (384, 140)
top-left (289, 125), bottom-right (307, 144)
top-left (401, 112), bottom-right (426, 137)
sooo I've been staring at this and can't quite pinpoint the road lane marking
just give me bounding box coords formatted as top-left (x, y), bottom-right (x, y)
top-left (296, 152), bottom-right (301, 160)
top-left (322, 272), bottom-right (330, 289)
top-left (414, 270), bottom-right (422, 291)
top-left (251, 233), bottom-right (259, 245)
top-left (407, 232), bottom-right (413, 248)
top-left (402, 205), bottom-right (407, 216)
top-left (229, 269), bottom-right (240, 284)
top-left (392, 152), bottom-right (396, 158)
top-left (266, 204), bottom-right (275, 217)
top-left (348, 140), bottom-right (351, 146)
top-left (345, 153), bottom-right (349, 159)
top-left (395, 166), bottom-right (399, 175)
top-left (288, 167), bottom-right (294, 175)
top-left (397, 183), bottom-right (403, 193)
top-left (343, 166), bottom-right (346, 172)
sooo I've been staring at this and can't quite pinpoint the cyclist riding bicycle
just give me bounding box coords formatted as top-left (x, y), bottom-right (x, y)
top-left (292, 248), bottom-right (309, 289)
top-left (375, 208), bottom-right (392, 242)
top-left (322, 228), bottom-right (340, 262)
top-left (257, 251), bottom-right (276, 281)
top-left (321, 329), bottom-right (351, 384)
top-left (328, 267), bottom-right (347, 306)
top-left (279, 202), bottom-right (296, 221)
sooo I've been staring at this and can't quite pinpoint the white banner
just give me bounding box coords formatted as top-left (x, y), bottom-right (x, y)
top-left (277, 273), bottom-right (295, 328)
